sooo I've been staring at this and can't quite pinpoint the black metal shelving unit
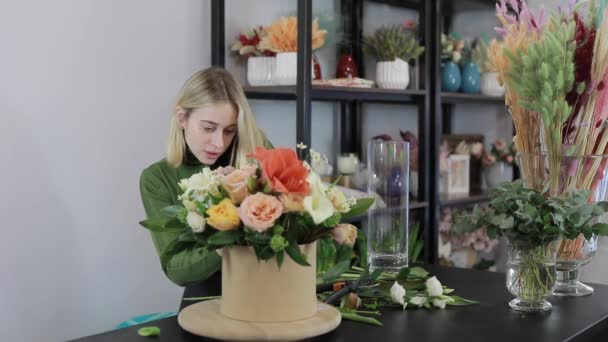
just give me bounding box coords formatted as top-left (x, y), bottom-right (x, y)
top-left (210, 0), bottom-right (502, 264)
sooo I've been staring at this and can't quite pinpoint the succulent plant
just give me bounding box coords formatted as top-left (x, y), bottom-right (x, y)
top-left (363, 25), bottom-right (425, 62)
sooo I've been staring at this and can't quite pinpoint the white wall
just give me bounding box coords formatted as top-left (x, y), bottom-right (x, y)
top-left (1, 1), bottom-right (209, 340)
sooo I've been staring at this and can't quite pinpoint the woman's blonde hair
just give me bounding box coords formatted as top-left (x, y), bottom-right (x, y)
top-left (166, 67), bottom-right (266, 168)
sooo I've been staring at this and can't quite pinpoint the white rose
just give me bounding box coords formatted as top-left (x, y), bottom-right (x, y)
top-left (425, 276), bottom-right (444, 297)
top-left (182, 199), bottom-right (197, 212)
top-left (188, 168), bottom-right (221, 195)
top-left (303, 173), bottom-right (335, 224)
top-left (409, 296), bottom-right (427, 307)
top-left (390, 281), bottom-right (406, 308)
top-left (432, 298), bottom-right (448, 309)
top-left (332, 223), bottom-right (358, 246)
top-left (178, 178), bottom-right (190, 192)
top-left (186, 210), bottom-right (205, 233)
top-left (328, 187), bottom-right (351, 213)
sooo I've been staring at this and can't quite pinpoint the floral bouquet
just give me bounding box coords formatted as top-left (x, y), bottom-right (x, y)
top-left (140, 147), bottom-right (374, 270)
top-left (481, 139), bottom-right (517, 168)
top-left (231, 26), bottom-right (276, 57)
top-left (258, 16), bottom-right (327, 53)
top-left (440, 33), bottom-right (465, 63)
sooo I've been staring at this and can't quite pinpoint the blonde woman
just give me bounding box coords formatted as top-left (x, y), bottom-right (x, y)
top-left (140, 67), bottom-right (269, 290)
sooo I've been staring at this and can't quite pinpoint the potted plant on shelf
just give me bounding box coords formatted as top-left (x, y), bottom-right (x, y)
top-left (482, 139), bottom-right (517, 188)
top-left (231, 26), bottom-right (276, 86)
top-left (473, 38), bottom-right (505, 96)
top-left (363, 24), bottom-right (425, 89)
top-left (440, 33), bottom-right (464, 92)
top-left (459, 39), bottom-right (481, 93)
top-left (259, 16), bottom-right (327, 85)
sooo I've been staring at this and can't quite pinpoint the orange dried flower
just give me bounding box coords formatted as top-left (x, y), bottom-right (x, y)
top-left (259, 16), bottom-right (327, 53)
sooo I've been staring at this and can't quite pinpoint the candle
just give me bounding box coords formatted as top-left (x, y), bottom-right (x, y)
top-left (337, 153), bottom-right (359, 175)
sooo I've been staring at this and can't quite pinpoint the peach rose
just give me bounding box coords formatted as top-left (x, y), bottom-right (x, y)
top-left (222, 169), bottom-right (255, 204)
top-left (333, 223), bottom-right (358, 246)
top-left (206, 199), bottom-right (241, 231)
top-left (279, 193), bottom-right (305, 212)
top-left (239, 193), bottom-right (283, 232)
top-left (249, 147), bottom-right (310, 195)
top-left (213, 166), bottom-right (236, 176)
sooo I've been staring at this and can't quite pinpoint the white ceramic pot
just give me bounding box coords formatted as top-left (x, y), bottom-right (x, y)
top-left (480, 72), bottom-right (505, 97)
top-left (220, 242), bottom-right (317, 322)
top-left (274, 52), bottom-right (298, 85)
top-left (247, 56), bottom-right (275, 86)
top-left (484, 162), bottom-right (513, 188)
top-left (376, 58), bottom-right (410, 89)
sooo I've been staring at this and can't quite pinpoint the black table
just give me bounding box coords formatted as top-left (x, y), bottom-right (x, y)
top-left (71, 266), bottom-right (608, 341)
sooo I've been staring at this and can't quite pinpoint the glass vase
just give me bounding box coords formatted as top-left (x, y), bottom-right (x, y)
top-left (517, 153), bottom-right (608, 296)
top-left (366, 140), bottom-right (409, 273)
top-left (506, 240), bottom-right (558, 312)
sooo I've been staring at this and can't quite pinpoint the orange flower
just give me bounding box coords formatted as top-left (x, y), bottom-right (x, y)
top-left (259, 16), bottom-right (327, 53)
top-left (249, 147), bottom-right (310, 195)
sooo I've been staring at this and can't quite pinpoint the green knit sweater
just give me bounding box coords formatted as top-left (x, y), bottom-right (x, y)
top-left (139, 156), bottom-right (222, 286)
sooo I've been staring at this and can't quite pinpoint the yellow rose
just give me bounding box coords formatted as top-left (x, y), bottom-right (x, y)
top-left (206, 198), bottom-right (241, 231)
top-left (327, 187), bottom-right (349, 213)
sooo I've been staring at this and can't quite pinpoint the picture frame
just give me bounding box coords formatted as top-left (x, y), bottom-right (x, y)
top-left (440, 154), bottom-right (470, 194)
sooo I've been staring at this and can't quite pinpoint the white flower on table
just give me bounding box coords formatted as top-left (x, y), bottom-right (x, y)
top-left (186, 210), bottom-right (206, 233)
top-left (432, 298), bottom-right (449, 309)
top-left (409, 296), bottom-right (427, 307)
top-left (425, 276), bottom-right (444, 297)
top-left (390, 281), bottom-right (407, 308)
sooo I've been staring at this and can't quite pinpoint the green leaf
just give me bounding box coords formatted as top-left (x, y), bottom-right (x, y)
top-left (207, 230), bottom-right (243, 247)
top-left (139, 218), bottom-right (187, 233)
top-left (592, 223), bottom-right (608, 236)
top-left (177, 231), bottom-right (196, 242)
top-left (447, 295), bottom-right (479, 306)
top-left (322, 260), bottom-right (351, 282)
top-left (409, 266), bottom-right (430, 278)
top-left (396, 267), bottom-right (411, 282)
top-left (342, 198), bottom-right (375, 219)
top-left (338, 310), bottom-right (383, 326)
top-left (336, 244), bottom-right (354, 264)
top-left (161, 205), bottom-right (183, 218)
top-left (499, 216), bottom-right (515, 229)
top-left (355, 228), bottom-right (368, 267)
top-left (276, 250), bottom-right (285, 269)
top-left (137, 326), bottom-right (160, 337)
top-left (285, 241), bottom-right (311, 266)
top-left (245, 231), bottom-right (272, 245)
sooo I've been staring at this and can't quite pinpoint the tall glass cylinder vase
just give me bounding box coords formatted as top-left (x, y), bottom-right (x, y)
top-left (517, 153), bottom-right (608, 296)
top-left (367, 140), bottom-right (409, 273)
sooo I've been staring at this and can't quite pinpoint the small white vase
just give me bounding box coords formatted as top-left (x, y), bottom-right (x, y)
top-left (480, 72), bottom-right (505, 97)
top-left (376, 58), bottom-right (410, 89)
top-left (484, 162), bottom-right (513, 188)
top-left (247, 56), bottom-right (275, 86)
top-left (274, 52), bottom-right (297, 85)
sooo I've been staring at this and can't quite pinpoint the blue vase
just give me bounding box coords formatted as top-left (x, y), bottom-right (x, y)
top-left (461, 62), bottom-right (481, 93)
top-left (441, 61), bottom-right (461, 92)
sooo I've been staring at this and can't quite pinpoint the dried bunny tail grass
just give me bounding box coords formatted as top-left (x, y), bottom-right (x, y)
top-left (489, 22), bottom-right (541, 158)
top-left (259, 16), bottom-right (327, 53)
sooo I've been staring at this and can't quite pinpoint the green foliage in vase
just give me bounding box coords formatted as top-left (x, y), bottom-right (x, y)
top-left (454, 180), bottom-right (608, 249)
top-left (408, 223), bottom-right (423, 263)
top-left (363, 25), bottom-right (425, 62)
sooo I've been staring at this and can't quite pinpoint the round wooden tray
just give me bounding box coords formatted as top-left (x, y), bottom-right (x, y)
top-left (178, 299), bottom-right (341, 341)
